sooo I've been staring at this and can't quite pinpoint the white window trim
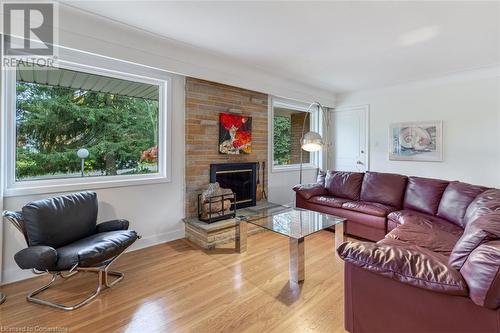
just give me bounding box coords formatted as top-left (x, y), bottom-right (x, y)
top-left (2, 46), bottom-right (173, 197)
top-left (270, 96), bottom-right (321, 173)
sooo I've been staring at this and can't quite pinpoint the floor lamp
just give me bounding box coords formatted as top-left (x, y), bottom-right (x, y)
top-left (299, 101), bottom-right (329, 184)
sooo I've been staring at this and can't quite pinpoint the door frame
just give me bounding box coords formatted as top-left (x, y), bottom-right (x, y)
top-left (329, 104), bottom-right (370, 171)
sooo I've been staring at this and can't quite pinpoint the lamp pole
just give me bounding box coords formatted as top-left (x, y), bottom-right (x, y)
top-left (299, 101), bottom-right (330, 184)
top-left (77, 148), bottom-right (89, 177)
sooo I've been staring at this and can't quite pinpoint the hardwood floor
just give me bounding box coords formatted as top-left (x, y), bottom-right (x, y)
top-left (0, 230), bottom-right (347, 333)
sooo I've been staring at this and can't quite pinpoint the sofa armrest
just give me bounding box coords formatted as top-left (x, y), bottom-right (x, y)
top-left (337, 241), bottom-right (468, 296)
top-left (96, 219), bottom-right (129, 233)
top-left (292, 183), bottom-right (327, 200)
top-left (460, 240), bottom-right (500, 309)
top-left (14, 246), bottom-right (57, 270)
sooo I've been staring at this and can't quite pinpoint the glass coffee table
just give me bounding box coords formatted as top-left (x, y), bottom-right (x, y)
top-left (235, 206), bottom-right (346, 283)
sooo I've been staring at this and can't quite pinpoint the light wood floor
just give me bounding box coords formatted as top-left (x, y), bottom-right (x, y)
top-left (0, 230), bottom-right (347, 333)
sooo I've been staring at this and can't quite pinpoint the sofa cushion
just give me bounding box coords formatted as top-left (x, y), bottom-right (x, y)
top-left (337, 241), bottom-right (468, 296)
top-left (388, 209), bottom-right (456, 231)
top-left (308, 195), bottom-right (349, 208)
top-left (437, 181), bottom-right (486, 227)
top-left (383, 218), bottom-right (463, 257)
top-left (324, 171), bottom-right (364, 200)
top-left (403, 177), bottom-right (449, 215)
top-left (460, 240), bottom-right (500, 309)
top-left (463, 189), bottom-right (500, 226)
top-left (342, 201), bottom-right (397, 218)
top-left (360, 172), bottom-right (407, 208)
top-left (448, 212), bottom-right (500, 270)
top-left (292, 183), bottom-right (328, 200)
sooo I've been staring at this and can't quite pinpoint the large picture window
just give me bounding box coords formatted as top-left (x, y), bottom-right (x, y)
top-left (15, 64), bottom-right (160, 181)
top-left (3, 52), bottom-right (171, 196)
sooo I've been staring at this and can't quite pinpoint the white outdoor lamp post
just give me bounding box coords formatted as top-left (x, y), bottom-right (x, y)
top-left (77, 148), bottom-right (89, 177)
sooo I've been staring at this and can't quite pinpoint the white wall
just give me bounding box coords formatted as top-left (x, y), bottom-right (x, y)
top-left (1, 5), bottom-right (336, 284)
top-left (336, 67), bottom-right (500, 187)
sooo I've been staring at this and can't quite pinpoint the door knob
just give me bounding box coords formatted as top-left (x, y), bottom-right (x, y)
top-left (356, 161), bottom-right (364, 165)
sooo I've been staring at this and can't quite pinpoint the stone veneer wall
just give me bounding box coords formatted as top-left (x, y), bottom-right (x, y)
top-left (290, 112), bottom-right (310, 164)
top-left (185, 77), bottom-right (268, 217)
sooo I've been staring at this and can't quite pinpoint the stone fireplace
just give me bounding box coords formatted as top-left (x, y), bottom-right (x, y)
top-left (184, 77), bottom-right (268, 218)
top-left (210, 162), bottom-right (257, 209)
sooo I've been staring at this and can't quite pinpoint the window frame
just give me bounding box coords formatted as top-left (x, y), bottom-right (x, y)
top-left (270, 96), bottom-right (322, 173)
top-left (2, 47), bottom-right (172, 197)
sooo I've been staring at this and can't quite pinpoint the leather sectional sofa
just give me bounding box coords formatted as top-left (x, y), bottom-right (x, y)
top-left (293, 171), bottom-right (500, 332)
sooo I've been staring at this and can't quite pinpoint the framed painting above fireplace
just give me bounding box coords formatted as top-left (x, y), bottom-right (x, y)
top-left (219, 113), bottom-right (252, 154)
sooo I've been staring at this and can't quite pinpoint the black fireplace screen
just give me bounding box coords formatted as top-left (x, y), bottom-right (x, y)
top-left (210, 162), bottom-right (257, 209)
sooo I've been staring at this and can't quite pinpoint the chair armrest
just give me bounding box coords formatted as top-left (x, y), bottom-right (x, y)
top-left (14, 246), bottom-right (57, 271)
top-left (96, 219), bottom-right (130, 233)
top-left (292, 183), bottom-right (327, 200)
top-left (337, 241), bottom-right (468, 296)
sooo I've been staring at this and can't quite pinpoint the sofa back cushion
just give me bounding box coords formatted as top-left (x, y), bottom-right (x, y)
top-left (437, 181), bottom-right (486, 227)
top-left (463, 189), bottom-right (500, 226)
top-left (22, 191), bottom-right (98, 248)
top-left (360, 172), bottom-right (407, 208)
top-left (403, 176), bottom-right (449, 215)
top-left (460, 240), bottom-right (500, 309)
top-left (324, 171), bottom-right (364, 200)
top-left (449, 212), bottom-right (500, 270)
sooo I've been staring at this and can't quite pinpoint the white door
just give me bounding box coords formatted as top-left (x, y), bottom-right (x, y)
top-left (331, 105), bottom-right (369, 172)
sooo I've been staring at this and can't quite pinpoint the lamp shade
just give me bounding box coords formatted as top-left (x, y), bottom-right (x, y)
top-left (77, 148), bottom-right (90, 159)
top-left (301, 131), bottom-right (324, 152)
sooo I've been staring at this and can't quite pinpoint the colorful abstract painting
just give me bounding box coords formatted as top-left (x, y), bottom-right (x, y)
top-left (219, 113), bottom-right (252, 154)
top-left (389, 121), bottom-right (443, 161)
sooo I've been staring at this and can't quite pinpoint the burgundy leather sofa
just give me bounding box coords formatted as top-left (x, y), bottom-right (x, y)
top-left (294, 171), bottom-right (500, 332)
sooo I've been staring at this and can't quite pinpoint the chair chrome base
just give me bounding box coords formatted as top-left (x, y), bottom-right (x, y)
top-left (0, 292), bottom-right (6, 305)
top-left (27, 252), bottom-right (127, 311)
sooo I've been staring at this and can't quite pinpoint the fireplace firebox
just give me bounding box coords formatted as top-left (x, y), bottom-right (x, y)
top-left (210, 162), bottom-right (257, 209)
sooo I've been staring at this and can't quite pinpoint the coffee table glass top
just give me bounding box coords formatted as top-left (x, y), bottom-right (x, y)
top-left (237, 206), bottom-right (345, 239)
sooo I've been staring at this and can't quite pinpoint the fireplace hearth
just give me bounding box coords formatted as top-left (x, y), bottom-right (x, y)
top-left (210, 162), bottom-right (257, 209)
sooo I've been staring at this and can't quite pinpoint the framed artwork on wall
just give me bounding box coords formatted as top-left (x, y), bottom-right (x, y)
top-left (219, 113), bottom-right (252, 154)
top-left (389, 121), bottom-right (443, 162)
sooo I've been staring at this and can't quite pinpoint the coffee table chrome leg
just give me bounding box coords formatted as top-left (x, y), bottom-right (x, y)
top-left (236, 220), bottom-right (247, 253)
top-left (335, 222), bottom-right (345, 260)
top-left (0, 292), bottom-right (5, 305)
top-left (289, 237), bottom-right (305, 283)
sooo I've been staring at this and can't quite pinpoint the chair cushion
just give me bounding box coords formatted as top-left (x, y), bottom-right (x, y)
top-left (449, 212), bottom-right (500, 270)
top-left (324, 171), bottom-right (364, 200)
top-left (460, 240), bottom-right (500, 309)
top-left (22, 192), bottom-right (98, 248)
top-left (360, 172), bottom-right (407, 208)
top-left (403, 177), bottom-right (449, 215)
top-left (56, 230), bottom-right (138, 270)
top-left (308, 195), bottom-right (349, 208)
top-left (337, 241), bottom-right (468, 296)
top-left (463, 189), bottom-right (500, 226)
top-left (342, 201), bottom-right (397, 217)
top-left (437, 181), bottom-right (486, 227)
top-left (383, 218), bottom-right (463, 257)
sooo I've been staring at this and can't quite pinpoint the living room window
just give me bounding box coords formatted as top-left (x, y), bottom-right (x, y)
top-left (3, 51), bottom-right (171, 196)
top-left (271, 97), bottom-right (320, 171)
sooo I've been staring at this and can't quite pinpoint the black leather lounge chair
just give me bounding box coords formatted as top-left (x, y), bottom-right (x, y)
top-left (2, 191), bottom-right (138, 310)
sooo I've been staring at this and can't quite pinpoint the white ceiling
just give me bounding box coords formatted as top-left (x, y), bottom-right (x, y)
top-left (62, 1), bottom-right (500, 93)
